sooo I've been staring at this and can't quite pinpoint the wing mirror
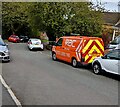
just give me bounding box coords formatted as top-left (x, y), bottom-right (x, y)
top-left (101, 56), bottom-right (107, 59)
top-left (5, 43), bottom-right (8, 46)
top-left (101, 56), bottom-right (104, 59)
top-left (5, 43), bottom-right (9, 48)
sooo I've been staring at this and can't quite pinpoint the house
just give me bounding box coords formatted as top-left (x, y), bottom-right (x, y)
top-left (103, 12), bottom-right (120, 40)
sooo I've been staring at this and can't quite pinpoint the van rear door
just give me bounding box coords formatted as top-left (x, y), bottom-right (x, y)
top-left (82, 38), bottom-right (104, 63)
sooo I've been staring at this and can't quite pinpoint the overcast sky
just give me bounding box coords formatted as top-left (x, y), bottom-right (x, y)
top-left (91, 0), bottom-right (120, 12)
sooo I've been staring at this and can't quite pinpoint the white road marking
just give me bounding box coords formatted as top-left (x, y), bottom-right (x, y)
top-left (0, 75), bottom-right (22, 107)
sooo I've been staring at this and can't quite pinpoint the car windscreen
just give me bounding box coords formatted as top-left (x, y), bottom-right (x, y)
top-left (20, 36), bottom-right (28, 38)
top-left (0, 38), bottom-right (5, 46)
top-left (31, 39), bottom-right (41, 44)
top-left (15, 36), bottom-right (19, 38)
top-left (25, 36), bottom-right (28, 38)
top-left (19, 36), bottom-right (24, 38)
top-left (110, 37), bottom-right (120, 45)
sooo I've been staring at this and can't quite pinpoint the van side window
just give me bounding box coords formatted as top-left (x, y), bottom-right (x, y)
top-left (57, 38), bottom-right (63, 46)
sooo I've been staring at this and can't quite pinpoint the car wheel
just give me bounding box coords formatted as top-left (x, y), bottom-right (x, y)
top-left (52, 52), bottom-right (57, 61)
top-left (41, 48), bottom-right (44, 51)
top-left (93, 63), bottom-right (101, 74)
top-left (72, 58), bottom-right (78, 67)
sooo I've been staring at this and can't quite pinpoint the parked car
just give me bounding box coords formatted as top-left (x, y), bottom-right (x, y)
top-left (105, 36), bottom-right (120, 54)
top-left (107, 35), bottom-right (120, 49)
top-left (0, 37), bottom-right (10, 62)
top-left (27, 38), bottom-right (44, 50)
top-left (8, 35), bottom-right (20, 43)
top-left (92, 49), bottom-right (120, 75)
top-left (19, 35), bottom-right (29, 42)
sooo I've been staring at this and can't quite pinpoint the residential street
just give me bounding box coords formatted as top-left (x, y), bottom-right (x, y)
top-left (0, 63), bottom-right (16, 106)
top-left (2, 42), bottom-right (119, 105)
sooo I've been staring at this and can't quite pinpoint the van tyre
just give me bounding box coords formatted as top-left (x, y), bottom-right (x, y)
top-left (52, 53), bottom-right (57, 61)
top-left (72, 58), bottom-right (78, 68)
top-left (93, 63), bottom-right (102, 74)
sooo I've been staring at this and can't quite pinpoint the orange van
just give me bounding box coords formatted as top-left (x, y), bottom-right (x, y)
top-left (52, 36), bottom-right (104, 67)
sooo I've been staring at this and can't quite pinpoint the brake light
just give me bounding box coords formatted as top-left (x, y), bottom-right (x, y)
top-left (28, 42), bottom-right (32, 44)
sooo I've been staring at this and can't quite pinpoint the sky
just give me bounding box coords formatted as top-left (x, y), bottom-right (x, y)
top-left (91, 0), bottom-right (120, 12)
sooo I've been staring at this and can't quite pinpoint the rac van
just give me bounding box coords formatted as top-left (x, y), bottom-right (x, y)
top-left (52, 36), bottom-right (104, 67)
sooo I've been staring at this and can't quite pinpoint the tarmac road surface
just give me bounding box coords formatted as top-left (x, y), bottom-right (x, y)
top-left (2, 42), bottom-right (119, 105)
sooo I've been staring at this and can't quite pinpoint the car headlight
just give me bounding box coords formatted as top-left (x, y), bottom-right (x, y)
top-left (4, 50), bottom-right (9, 55)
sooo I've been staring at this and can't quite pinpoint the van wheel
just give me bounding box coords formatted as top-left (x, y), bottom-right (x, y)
top-left (52, 53), bottom-right (57, 61)
top-left (93, 63), bottom-right (101, 74)
top-left (72, 58), bottom-right (78, 67)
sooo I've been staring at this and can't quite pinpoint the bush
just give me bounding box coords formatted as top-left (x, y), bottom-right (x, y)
top-left (46, 44), bottom-right (52, 50)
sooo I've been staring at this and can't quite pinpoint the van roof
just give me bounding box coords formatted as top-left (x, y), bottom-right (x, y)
top-left (61, 36), bottom-right (100, 39)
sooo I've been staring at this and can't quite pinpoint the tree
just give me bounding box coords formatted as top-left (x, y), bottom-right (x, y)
top-left (27, 3), bottom-right (72, 40)
top-left (2, 2), bottom-right (104, 40)
top-left (28, 2), bottom-right (104, 40)
top-left (2, 2), bottom-right (30, 38)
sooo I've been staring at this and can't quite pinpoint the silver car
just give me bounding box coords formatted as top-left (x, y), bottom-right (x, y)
top-left (92, 49), bottom-right (120, 75)
top-left (108, 35), bottom-right (120, 49)
top-left (0, 38), bottom-right (10, 62)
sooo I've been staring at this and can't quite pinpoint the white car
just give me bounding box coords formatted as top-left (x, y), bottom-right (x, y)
top-left (92, 49), bottom-right (120, 75)
top-left (27, 38), bottom-right (44, 50)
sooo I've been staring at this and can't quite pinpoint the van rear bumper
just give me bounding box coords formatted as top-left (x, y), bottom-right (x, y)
top-left (78, 61), bottom-right (92, 67)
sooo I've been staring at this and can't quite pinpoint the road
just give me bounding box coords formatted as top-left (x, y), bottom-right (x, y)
top-left (0, 63), bottom-right (16, 106)
top-left (2, 42), bottom-right (119, 105)
top-left (2, 85), bottom-right (16, 106)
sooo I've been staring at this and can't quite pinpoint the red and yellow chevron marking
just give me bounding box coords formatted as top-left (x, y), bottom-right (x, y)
top-left (82, 39), bottom-right (104, 63)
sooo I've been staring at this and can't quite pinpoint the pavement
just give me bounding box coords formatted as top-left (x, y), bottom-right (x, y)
top-left (1, 42), bottom-right (120, 105)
